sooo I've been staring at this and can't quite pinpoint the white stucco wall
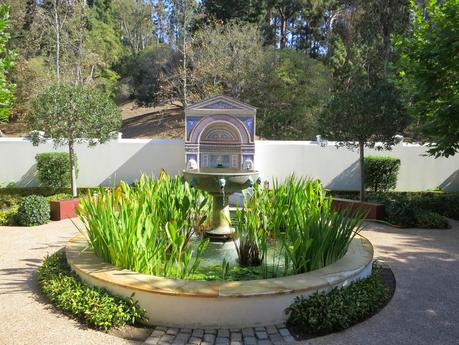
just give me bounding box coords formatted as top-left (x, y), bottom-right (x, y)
top-left (1, 136), bottom-right (458, 191)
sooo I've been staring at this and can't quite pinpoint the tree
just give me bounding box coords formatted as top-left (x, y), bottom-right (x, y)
top-left (189, 22), bottom-right (274, 101)
top-left (130, 45), bottom-right (180, 104)
top-left (395, 0), bottom-right (459, 157)
top-left (112, 0), bottom-right (155, 55)
top-left (0, 4), bottom-right (16, 123)
top-left (318, 81), bottom-right (408, 201)
top-left (27, 84), bottom-right (121, 197)
top-left (253, 49), bottom-right (331, 139)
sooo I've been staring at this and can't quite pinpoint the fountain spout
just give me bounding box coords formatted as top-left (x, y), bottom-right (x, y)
top-left (218, 178), bottom-right (226, 190)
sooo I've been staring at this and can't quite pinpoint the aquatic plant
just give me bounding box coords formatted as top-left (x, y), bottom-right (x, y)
top-left (235, 176), bottom-right (363, 275)
top-left (78, 174), bottom-right (211, 278)
top-left (233, 183), bottom-right (270, 267)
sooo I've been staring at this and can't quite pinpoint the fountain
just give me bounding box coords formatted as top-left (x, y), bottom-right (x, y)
top-left (65, 96), bottom-right (374, 329)
top-left (182, 95), bottom-right (259, 240)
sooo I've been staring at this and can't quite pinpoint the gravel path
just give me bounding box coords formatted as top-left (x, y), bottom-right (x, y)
top-left (0, 219), bottom-right (140, 345)
top-left (0, 219), bottom-right (458, 345)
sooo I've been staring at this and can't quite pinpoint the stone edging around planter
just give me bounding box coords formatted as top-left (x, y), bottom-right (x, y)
top-left (66, 234), bottom-right (373, 328)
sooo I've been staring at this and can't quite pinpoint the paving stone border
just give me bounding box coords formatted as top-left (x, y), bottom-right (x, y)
top-left (144, 324), bottom-right (295, 345)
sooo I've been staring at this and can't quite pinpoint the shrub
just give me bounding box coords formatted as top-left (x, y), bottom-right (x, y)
top-left (17, 195), bottom-right (50, 226)
top-left (36, 152), bottom-right (76, 188)
top-left (0, 194), bottom-right (22, 209)
top-left (0, 207), bottom-right (18, 225)
top-left (415, 211), bottom-right (449, 229)
top-left (364, 156), bottom-right (401, 192)
top-left (384, 199), bottom-right (417, 227)
top-left (37, 251), bottom-right (146, 331)
top-left (286, 266), bottom-right (389, 335)
top-left (329, 191), bottom-right (459, 224)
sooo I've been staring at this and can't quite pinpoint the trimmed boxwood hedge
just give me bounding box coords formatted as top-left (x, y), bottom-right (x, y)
top-left (364, 156), bottom-right (401, 192)
top-left (329, 191), bottom-right (458, 227)
top-left (36, 152), bottom-right (77, 188)
top-left (286, 265), bottom-right (390, 336)
top-left (37, 251), bottom-right (146, 331)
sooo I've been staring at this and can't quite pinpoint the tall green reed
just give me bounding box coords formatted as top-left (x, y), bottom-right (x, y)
top-left (235, 176), bottom-right (364, 276)
top-left (78, 174), bottom-right (211, 279)
top-left (233, 183), bottom-right (270, 268)
top-left (271, 176), bottom-right (364, 274)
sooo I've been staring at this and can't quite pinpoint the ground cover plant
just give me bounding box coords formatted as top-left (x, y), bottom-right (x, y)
top-left (286, 265), bottom-right (390, 336)
top-left (79, 175), bottom-right (363, 281)
top-left (37, 251), bottom-right (145, 331)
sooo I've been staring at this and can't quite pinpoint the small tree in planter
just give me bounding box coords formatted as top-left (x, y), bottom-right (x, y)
top-left (27, 84), bottom-right (121, 197)
top-left (318, 82), bottom-right (409, 201)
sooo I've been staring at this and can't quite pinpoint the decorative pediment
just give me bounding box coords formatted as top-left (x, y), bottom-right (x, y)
top-left (185, 95), bottom-right (256, 113)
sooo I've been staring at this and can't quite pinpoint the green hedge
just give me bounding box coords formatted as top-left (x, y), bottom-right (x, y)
top-left (0, 187), bottom-right (101, 198)
top-left (37, 251), bottom-right (146, 331)
top-left (36, 152), bottom-right (77, 188)
top-left (330, 191), bottom-right (458, 224)
top-left (17, 195), bottom-right (50, 226)
top-left (364, 156), bottom-right (401, 192)
top-left (286, 265), bottom-right (389, 335)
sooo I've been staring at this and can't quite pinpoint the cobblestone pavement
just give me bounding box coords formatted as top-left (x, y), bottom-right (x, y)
top-left (143, 325), bottom-right (295, 345)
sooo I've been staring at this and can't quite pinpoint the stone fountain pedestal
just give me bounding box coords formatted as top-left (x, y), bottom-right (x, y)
top-left (207, 193), bottom-right (233, 240)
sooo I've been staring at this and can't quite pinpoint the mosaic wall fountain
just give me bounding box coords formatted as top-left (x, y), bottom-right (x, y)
top-left (182, 95), bottom-right (259, 240)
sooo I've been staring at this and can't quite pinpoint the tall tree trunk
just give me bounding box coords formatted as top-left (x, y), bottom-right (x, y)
top-left (69, 140), bottom-right (77, 197)
top-left (75, 0), bottom-right (86, 85)
top-left (280, 13), bottom-right (287, 48)
top-left (359, 141), bottom-right (365, 202)
top-left (182, 26), bottom-right (187, 107)
top-left (53, 0), bottom-right (60, 84)
top-left (182, 0), bottom-right (188, 107)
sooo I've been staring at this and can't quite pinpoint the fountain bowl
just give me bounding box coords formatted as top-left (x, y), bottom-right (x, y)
top-left (182, 169), bottom-right (260, 194)
top-left (182, 169), bottom-right (260, 240)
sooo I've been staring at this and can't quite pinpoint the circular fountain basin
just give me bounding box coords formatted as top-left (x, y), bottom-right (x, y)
top-left (66, 234), bottom-right (373, 329)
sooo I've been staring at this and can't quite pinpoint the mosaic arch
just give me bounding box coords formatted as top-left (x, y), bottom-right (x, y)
top-left (184, 95), bottom-right (256, 170)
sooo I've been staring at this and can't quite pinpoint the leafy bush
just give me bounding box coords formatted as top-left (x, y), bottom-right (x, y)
top-left (0, 193), bottom-right (22, 209)
top-left (286, 266), bottom-right (389, 335)
top-left (384, 199), bottom-right (418, 227)
top-left (0, 207), bottom-right (18, 225)
top-left (17, 195), bottom-right (50, 226)
top-left (364, 156), bottom-right (401, 192)
top-left (407, 193), bottom-right (459, 220)
top-left (330, 190), bottom-right (459, 224)
top-left (37, 251), bottom-right (145, 331)
top-left (36, 152), bottom-right (76, 188)
top-left (415, 211), bottom-right (449, 229)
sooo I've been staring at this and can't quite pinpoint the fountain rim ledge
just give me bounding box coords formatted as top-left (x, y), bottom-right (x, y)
top-left (65, 233), bottom-right (374, 299)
